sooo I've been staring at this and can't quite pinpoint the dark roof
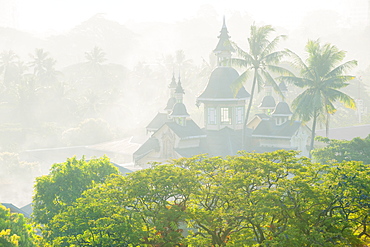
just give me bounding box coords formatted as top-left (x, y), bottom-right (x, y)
top-left (197, 67), bottom-right (250, 101)
top-left (1, 203), bottom-right (30, 218)
top-left (169, 74), bottom-right (177, 88)
top-left (271, 102), bottom-right (292, 116)
top-left (170, 102), bottom-right (189, 117)
top-left (133, 137), bottom-right (160, 161)
top-left (175, 79), bottom-right (185, 94)
top-left (214, 17), bottom-right (235, 53)
top-left (146, 113), bottom-right (170, 131)
top-left (166, 120), bottom-right (205, 139)
top-left (259, 95), bottom-right (276, 109)
top-left (252, 119), bottom-right (301, 138)
top-left (164, 97), bottom-right (176, 111)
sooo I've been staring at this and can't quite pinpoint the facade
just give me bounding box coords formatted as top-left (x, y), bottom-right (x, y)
top-left (133, 19), bottom-right (311, 167)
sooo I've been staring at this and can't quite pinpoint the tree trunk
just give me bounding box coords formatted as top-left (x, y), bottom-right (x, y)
top-left (309, 110), bottom-right (318, 158)
top-left (242, 69), bottom-right (258, 150)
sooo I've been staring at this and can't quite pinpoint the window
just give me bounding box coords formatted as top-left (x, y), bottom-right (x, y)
top-left (207, 107), bottom-right (217, 125)
top-left (220, 107), bottom-right (232, 124)
top-left (236, 107), bottom-right (243, 124)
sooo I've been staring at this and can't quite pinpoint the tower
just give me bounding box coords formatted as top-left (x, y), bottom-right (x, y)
top-left (197, 18), bottom-right (250, 131)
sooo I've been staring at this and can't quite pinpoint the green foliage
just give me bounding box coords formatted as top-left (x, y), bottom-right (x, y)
top-left (0, 204), bottom-right (39, 246)
top-left (32, 156), bottom-right (119, 242)
top-left (36, 151), bottom-right (370, 246)
top-left (281, 40), bottom-right (357, 154)
top-left (313, 135), bottom-right (370, 164)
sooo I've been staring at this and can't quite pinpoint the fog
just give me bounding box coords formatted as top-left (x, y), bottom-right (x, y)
top-left (1, 0), bottom-right (370, 207)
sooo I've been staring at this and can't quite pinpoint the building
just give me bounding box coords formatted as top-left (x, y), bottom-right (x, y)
top-left (133, 19), bottom-right (311, 167)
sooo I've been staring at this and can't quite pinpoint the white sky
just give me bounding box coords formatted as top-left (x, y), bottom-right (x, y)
top-left (13, 0), bottom-right (349, 33)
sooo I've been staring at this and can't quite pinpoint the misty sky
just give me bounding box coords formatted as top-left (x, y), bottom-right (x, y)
top-left (11, 0), bottom-right (359, 33)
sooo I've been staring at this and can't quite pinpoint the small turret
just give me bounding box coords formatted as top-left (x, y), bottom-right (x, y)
top-left (213, 16), bottom-right (235, 66)
top-left (271, 101), bottom-right (292, 125)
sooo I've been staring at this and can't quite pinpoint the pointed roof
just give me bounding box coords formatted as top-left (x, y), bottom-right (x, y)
top-left (164, 97), bottom-right (176, 111)
top-left (169, 73), bottom-right (177, 88)
top-left (214, 17), bottom-right (235, 54)
top-left (271, 102), bottom-right (293, 116)
top-left (146, 113), bottom-right (171, 132)
top-left (170, 102), bottom-right (190, 117)
top-left (175, 75), bottom-right (185, 94)
top-left (259, 95), bottom-right (276, 109)
top-left (197, 67), bottom-right (249, 101)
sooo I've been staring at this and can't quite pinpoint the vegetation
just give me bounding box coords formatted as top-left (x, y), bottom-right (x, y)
top-left (32, 156), bottom-right (119, 242)
top-left (312, 135), bottom-right (370, 164)
top-left (281, 40), bottom-right (357, 155)
top-left (31, 151), bottom-right (370, 246)
top-left (230, 24), bottom-right (290, 147)
top-left (0, 204), bottom-right (39, 246)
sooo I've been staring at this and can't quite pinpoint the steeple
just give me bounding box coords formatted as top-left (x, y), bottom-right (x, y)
top-left (214, 16), bottom-right (235, 66)
top-left (174, 74), bottom-right (185, 103)
top-left (169, 72), bottom-right (177, 97)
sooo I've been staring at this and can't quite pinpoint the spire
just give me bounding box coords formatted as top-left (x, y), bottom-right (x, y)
top-left (169, 71), bottom-right (177, 89)
top-left (175, 73), bottom-right (185, 94)
top-left (214, 17), bottom-right (234, 66)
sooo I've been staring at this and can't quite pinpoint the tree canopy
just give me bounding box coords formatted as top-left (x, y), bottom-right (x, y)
top-left (33, 151), bottom-right (370, 246)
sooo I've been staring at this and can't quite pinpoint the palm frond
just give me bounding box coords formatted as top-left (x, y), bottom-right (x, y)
top-left (324, 60), bottom-right (357, 79)
top-left (324, 88), bottom-right (356, 109)
top-left (230, 58), bottom-right (249, 69)
top-left (260, 69), bottom-right (283, 99)
top-left (261, 35), bottom-right (287, 59)
top-left (266, 64), bottom-right (294, 77)
top-left (231, 70), bottom-right (251, 97)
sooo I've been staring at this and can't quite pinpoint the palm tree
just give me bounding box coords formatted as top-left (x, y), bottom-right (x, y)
top-left (230, 24), bottom-right (290, 148)
top-left (85, 46), bottom-right (107, 72)
top-left (29, 48), bottom-right (49, 76)
top-left (281, 40), bottom-right (357, 156)
top-left (0, 50), bottom-right (19, 87)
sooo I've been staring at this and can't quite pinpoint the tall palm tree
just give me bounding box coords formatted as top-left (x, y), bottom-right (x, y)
top-left (230, 24), bottom-right (290, 148)
top-left (29, 48), bottom-right (49, 76)
top-left (281, 40), bottom-right (357, 156)
top-left (0, 50), bottom-right (19, 87)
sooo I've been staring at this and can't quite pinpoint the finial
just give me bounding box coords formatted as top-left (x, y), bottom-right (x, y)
top-left (223, 16), bottom-right (226, 28)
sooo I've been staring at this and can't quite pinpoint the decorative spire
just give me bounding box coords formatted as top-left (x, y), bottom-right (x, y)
top-left (214, 17), bottom-right (234, 66)
top-left (169, 71), bottom-right (177, 89)
top-left (175, 73), bottom-right (185, 94)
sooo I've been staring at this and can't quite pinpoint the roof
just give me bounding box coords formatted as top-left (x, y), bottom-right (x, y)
top-left (169, 74), bottom-right (177, 88)
top-left (164, 97), bottom-right (176, 111)
top-left (316, 124), bottom-right (370, 140)
top-left (197, 67), bottom-right (250, 101)
top-left (146, 113), bottom-right (170, 131)
top-left (166, 120), bottom-right (205, 139)
top-left (133, 137), bottom-right (160, 161)
top-left (1, 203), bottom-right (31, 218)
top-left (271, 101), bottom-right (292, 116)
top-left (87, 137), bottom-right (141, 155)
top-left (214, 17), bottom-right (235, 54)
top-left (170, 102), bottom-right (189, 117)
top-left (252, 119), bottom-right (301, 138)
top-left (259, 95), bottom-right (276, 109)
top-left (175, 79), bottom-right (185, 94)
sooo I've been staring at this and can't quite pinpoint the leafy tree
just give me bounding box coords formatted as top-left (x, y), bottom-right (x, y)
top-left (312, 135), bottom-right (370, 164)
top-left (34, 151), bottom-right (370, 246)
top-left (230, 25), bottom-right (289, 148)
top-left (32, 156), bottom-right (119, 241)
top-left (281, 40), bottom-right (357, 155)
top-left (0, 204), bottom-right (39, 246)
